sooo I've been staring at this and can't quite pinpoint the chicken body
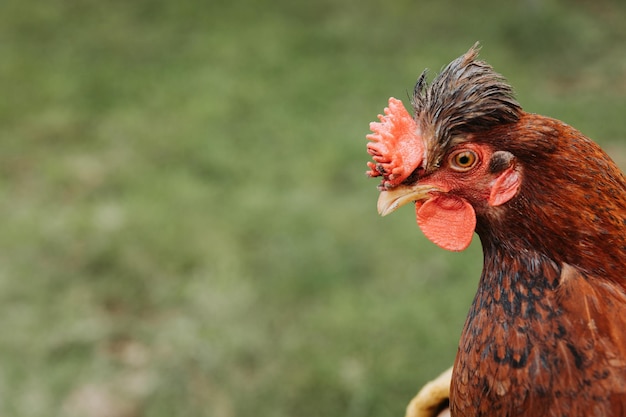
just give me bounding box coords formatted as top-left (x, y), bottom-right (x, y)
top-left (452, 114), bottom-right (626, 416)
top-left (367, 45), bottom-right (626, 416)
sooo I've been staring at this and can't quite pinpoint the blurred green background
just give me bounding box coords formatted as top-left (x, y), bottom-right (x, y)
top-left (1, 0), bottom-right (625, 416)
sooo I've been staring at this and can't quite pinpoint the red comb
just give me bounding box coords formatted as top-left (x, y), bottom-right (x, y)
top-left (366, 97), bottom-right (424, 188)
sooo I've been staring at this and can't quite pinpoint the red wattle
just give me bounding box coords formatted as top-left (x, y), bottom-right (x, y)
top-left (416, 195), bottom-right (476, 251)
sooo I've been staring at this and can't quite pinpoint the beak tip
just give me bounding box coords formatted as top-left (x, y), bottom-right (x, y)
top-left (376, 185), bottom-right (438, 217)
top-left (377, 198), bottom-right (395, 216)
top-left (377, 203), bottom-right (394, 217)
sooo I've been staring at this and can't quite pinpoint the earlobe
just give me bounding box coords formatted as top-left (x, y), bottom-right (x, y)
top-left (489, 167), bottom-right (521, 206)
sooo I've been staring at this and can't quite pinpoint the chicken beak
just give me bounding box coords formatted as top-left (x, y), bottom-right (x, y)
top-left (377, 184), bottom-right (440, 216)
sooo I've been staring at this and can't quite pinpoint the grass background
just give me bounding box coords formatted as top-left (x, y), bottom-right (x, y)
top-left (1, 0), bottom-right (625, 416)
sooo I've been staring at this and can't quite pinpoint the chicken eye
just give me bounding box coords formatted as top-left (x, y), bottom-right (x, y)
top-left (450, 150), bottom-right (478, 171)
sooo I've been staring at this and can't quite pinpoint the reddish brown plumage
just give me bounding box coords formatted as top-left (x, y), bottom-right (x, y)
top-left (368, 45), bottom-right (626, 416)
top-left (451, 113), bottom-right (626, 416)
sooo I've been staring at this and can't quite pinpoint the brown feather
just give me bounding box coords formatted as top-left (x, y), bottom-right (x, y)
top-left (369, 45), bottom-right (626, 416)
top-left (449, 115), bottom-right (626, 416)
top-left (412, 48), bottom-right (626, 416)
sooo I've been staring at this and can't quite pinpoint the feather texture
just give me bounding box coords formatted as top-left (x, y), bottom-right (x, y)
top-left (367, 44), bottom-right (626, 416)
top-left (411, 43), bottom-right (521, 172)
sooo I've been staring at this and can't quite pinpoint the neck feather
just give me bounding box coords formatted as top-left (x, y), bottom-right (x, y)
top-left (474, 113), bottom-right (626, 280)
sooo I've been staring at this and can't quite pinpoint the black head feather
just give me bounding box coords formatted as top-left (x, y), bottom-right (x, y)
top-left (411, 43), bottom-right (522, 170)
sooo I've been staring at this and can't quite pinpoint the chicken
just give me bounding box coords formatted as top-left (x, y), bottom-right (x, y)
top-left (366, 44), bottom-right (626, 416)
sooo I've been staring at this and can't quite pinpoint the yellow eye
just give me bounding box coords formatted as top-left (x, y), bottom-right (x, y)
top-left (450, 150), bottom-right (478, 171)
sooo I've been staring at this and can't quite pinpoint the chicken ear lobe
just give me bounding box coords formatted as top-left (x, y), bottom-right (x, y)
top-left (416, 195), bottom-right (476, 251)
top-left (488, 166), bottom-right (521, 207)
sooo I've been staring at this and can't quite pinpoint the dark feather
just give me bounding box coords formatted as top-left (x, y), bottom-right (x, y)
top-left (411, 43), bottom-right (522, 171)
